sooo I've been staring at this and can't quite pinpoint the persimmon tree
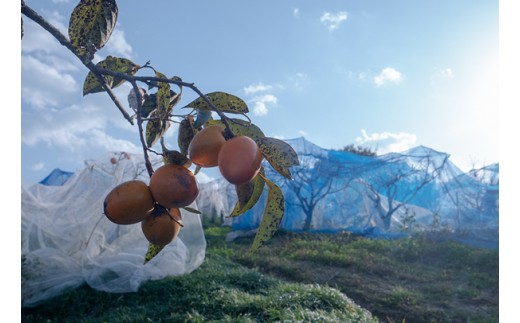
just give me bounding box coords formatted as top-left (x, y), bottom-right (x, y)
top-left (21, 0), bottom-right (299, 261)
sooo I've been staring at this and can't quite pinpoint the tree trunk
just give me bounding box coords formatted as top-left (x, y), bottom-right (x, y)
top-left (302, 205), bottom-right (315, 231)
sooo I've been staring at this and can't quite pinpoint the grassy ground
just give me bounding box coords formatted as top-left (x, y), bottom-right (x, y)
top-left (22, 224), bottom-right (498, 322)
top-left (206, 226), bottom-right (499, 323)
top-left (21, 234), bottom-right (376, 322)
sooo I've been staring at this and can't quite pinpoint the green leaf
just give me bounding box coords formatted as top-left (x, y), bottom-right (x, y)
top-left (186, 92), bottom-right (249, 114)
top-left (146, 113), bottom-right (170, 147)
top-left (177, 117), bottom-right (195, 156)
top-left (230, 168), bottom-right (266, 217)
top-left (83, 56), bottom-right (139, 95)
top-left (155, 71), bottom-right (171, 118)
top-left (69, 0), bottom-right (118, 59)
top-left (205, 118), bottom-right (265, 142)
top-left (144, 243), bottom-right (165, 264)
top-left (251, 176), bottom-right (285, 252)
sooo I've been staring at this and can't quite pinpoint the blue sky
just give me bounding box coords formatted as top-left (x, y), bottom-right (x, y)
top-left (19, 0), bottom-right (500, 185)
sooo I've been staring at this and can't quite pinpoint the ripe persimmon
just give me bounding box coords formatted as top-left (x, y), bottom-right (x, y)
top-left (149, 164), bottom-right (199, 208)
top-left (188, 125), bottom-right (226, 167)
top-left (103, 180), bottom-right (155, 225)
top-left (141, 207), bottom-right (182, 246)
top-left (218, 135), bottom-right (263, 185)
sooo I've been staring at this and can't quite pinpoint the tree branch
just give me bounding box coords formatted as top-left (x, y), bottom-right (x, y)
top-left (21, 2), bottom-right (134, 126)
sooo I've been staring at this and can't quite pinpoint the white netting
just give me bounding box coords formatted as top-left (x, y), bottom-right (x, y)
top-left (21, 152), bottom-right (206, 307)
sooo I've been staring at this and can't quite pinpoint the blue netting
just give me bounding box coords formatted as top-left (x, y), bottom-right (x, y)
top-left (39, 168), bottom-right (74, 186)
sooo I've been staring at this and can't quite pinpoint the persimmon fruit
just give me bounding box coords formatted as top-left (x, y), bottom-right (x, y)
top-left (103, 180), bottom-right (155, 225)
top-left (141, 207), bottom-right (182, 246)
top-left (149, 164), bottom-right (199, 208)
top-left (218, 135), bottom-right (263, 185)
top-left (188, 125), bottom-right (226, 167)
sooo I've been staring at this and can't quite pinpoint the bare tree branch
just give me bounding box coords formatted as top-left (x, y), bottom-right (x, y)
top-left (21, 2), bottom-right (134, 125)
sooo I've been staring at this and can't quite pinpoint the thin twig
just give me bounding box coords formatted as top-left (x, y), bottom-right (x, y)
top-left (21, 2), bottom-right (134, 125)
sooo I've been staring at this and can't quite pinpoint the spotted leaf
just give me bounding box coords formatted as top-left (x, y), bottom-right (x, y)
top-left (205, 119), bottom-right (265, 143)
top-left (258, 137), bottom-right (299, 179)
top-left (250, 176), bottom-right (285, 252)
top-left (83, 56), bottom-right (138, 95)
top-left (155, 71), bottom-right (171, 118)
top-left (186, 92), bottom-right (248, 114)
top-left (146, 113), bottom-right (170, 148)
top-left (230, 168), bottom-right (266, 217)
top-left (177, 116), bottom-right (195, 156)
top-left (69, 0), bottom-right (118, 60)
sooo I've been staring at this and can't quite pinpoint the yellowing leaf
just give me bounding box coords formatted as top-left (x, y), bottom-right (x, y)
top-left (258, 137), bottom-right (299, 179)
top-left (230, 169), bottom-right (266, 217)
top-left (186, 92), bottom-right (248, 114)
top-left (83, 56), bottom-right (138, 95)
top-left (155, 71), bottom-right (171, 118)
top-left (250, 176), bottom-right (285, 252)
top-left (144, 243), bottom-right (164, 264)
top-left (69, 0), bottom-right (118, 59)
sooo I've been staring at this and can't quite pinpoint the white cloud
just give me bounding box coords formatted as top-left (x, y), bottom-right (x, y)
top-left (22, 55), bottom-right (79, 109)
top-left (244, 82), bottom-right (273, 95)
top-left (251, 94), bottom-right (277, 116)
top-left (432, 67), bottom-right (454, 81)
top-left (439, 68), bottom-right (454, 78)
top-left (104, 28), bottom-right (133, 58)
top-left (355, 129), bottom-right (417, 154)
top-left (374, 67), bottom-right (404, 87)
top-left (284, 72), bottom-right (309, 91)
top-left (293, 8), bottom-right (300, 18)
top-left (320, 11), bottom-right (348, 31)
top-left (298, 130), bottom-right (307, 137)
top-left (22, 15), bottom-right (69, 54)
top-left (31, 162), bottom-right (45, 171)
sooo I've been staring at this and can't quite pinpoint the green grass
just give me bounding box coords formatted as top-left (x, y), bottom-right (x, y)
top-left (218, 228), bottom-right (499, 323)
top-left (22, 228), bottom-right (376, 322)
top-left (22, 225), bottom-right (498, 323)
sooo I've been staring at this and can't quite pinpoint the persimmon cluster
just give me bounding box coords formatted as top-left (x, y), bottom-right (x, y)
top-left (188, 125), bottom-right (263, 185)
top-left (103, 164), bottom-right (198, 246)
